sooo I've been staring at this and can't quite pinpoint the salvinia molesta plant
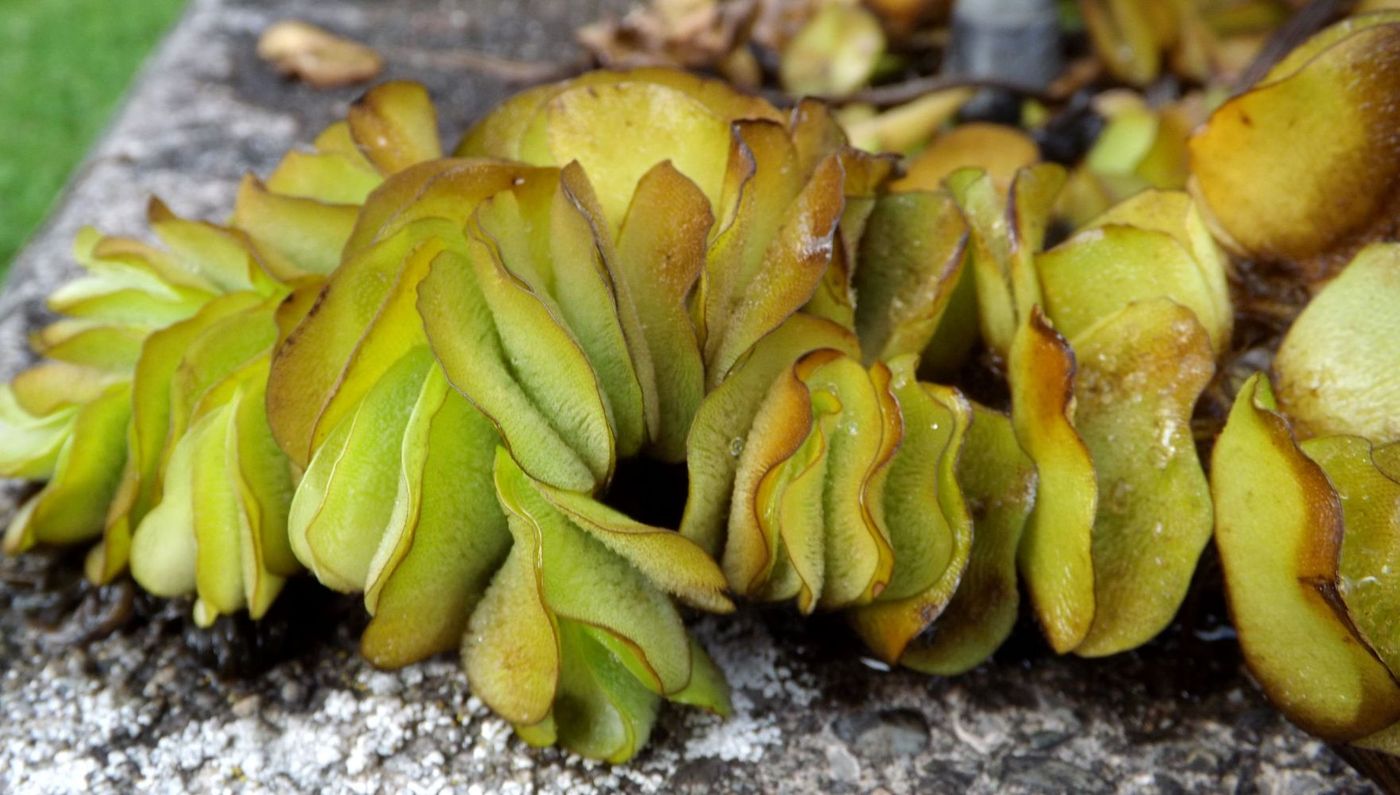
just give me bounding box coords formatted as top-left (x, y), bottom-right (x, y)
top-left (1211, 242), bottom-right (1400, 754)
top-left (1191, 12), bottom-right (1400, 762)
top-left (2, 81), bottom-right (442, 622)
top-left (455, 68), bottom-right (1232, 672)
top-left (4, 10), bottom-right (1400, 763)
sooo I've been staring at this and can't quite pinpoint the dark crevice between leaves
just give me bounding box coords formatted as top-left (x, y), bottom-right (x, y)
top-left (602, 455), bottom-right (690, 530)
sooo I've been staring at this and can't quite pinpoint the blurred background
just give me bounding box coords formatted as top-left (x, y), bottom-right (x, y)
top-left (0, 0), bottom-right (187, 274)
top-left (0, 0), bottom-right (1368, 279)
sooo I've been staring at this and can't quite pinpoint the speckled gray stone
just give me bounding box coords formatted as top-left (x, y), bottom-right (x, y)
top-left (0, 1), bottom-right (1378, 792)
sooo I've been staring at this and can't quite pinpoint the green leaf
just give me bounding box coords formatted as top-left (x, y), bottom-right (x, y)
top-left (31, 319), bottom-right (146, 370)
top-left (552, 620), bottom-right (661, 763)
top-left (1189, 14), bottom-right (1400, 264)
top-left (1274, 243), bottom-right (1400, 443)
top-left (1038, 224), bottom-right (1227, 357)
top-left (705, 153), bottom-right (847, 383)
top-left (0, 384), bottom-right (78, 479)
top-left (47, 258), bottom-right (206, 326)
top-left (148, 199), bottom-right (275, 295)
top-left (288, 348), bottom-right (433, 592)
top-left (94, 292), bottom-right (266, 581)
top-left (723, 351), bottom-right (904, 611)
top-left (341, 160), bottom-right (545, 260)
top-left (723, 356), bottom-right (819, 598)
top-left (1301, 435), bottom-right (1400, 679)
top-left (1010, 309), bottom-right (1097, 653)
top-left (476, 169), bottom-right (647, 458)
top-left (947, 169), bottom-right (1016, 358)
top-left (190, 401), bottom-right (260, 626)
top-left (902, 404), bottom-right (1035, 675)
top-left (230, 360), bottom-right (299, 581)
top-left (681, 314), bottom-right (859, 556)
top-left (531, 481), bottom-right (732, 614)
top-left (850, 368), bottom-right (973, 665)
top-left (455, 68), bottom-right (783, 163)
top-left (779, 2), bottom-right (886, 97)
top-left (853, 190), bottom-right (968, 362)
top-left (3, 383), bottom-right (130, 554)
top-left (493, 451), bottom-right (692, 696)
top-left (1071, 300), bottom-right (1215, 657)
top-left (1212, 374), bottom-right (1400, 741)
top-left (267, 219), bottom-right (453, 467)
top-left (419, 235), bottom-right (613, 492)
top-left (232, 176), bottom-right (360, 279)
top-left (519, 79), bottom-right (735, 230)
top-left (946, 165), bottom-right (1063, 359)
top-left (801, 354), bottom-right (897, 609)
top-left (668, 638), bottom-right (732, 716)
top-left (612, 162), bottom-right (713, 460)
top-left (346, 81), bottom-right (442, 174)
top-left (464, 450), bottom-right (561, 726)
top-left (698, 121), bottom-right (803, 368)
top-left (360, 368), bottom-right (512, 669)
top-left (265, 149), bottom-right (382, 205)
top-left (128, 401), bottom-right (199, 598)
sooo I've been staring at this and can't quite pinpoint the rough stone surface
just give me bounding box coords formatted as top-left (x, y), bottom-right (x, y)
top-left (0, 0), bottom-right (1377, 792)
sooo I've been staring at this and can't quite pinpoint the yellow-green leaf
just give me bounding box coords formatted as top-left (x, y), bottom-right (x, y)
top-left (1301, 435), bottom-right (1400, 679)
top-left (1071, 300), bottom-right (1215, 657)
top-left (1212, 374), bottom-right (1400, 741)
top-left (681, 314), bottom-right (859, 556)
top-left (853, 190), bottom-right (969, 362)
top-left (903, 404), bottom-right (1035, 675)
top-left (361, 368), bottom-right (511, 668)
top-left (3, 383), bottom-right (131, 554)
top-left (1274, 243), bottom-right (1400, 443)
top-left (347, 81), bottom-right (443, 174)
top-left (1188, 14), bottom-right (1400, 265)
top-left (1010, 310), bottom-right (1097, 653)
top-left (419, 234), bottom-right (613, 491)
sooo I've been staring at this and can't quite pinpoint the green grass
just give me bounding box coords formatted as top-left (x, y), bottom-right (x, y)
top-left (0, 0), bottom-right (187, 276)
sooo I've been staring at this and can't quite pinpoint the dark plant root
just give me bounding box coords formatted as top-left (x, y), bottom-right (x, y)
top-left (735, 537), bottom-right (1239, 701)
top-left (1, 547), bottom-right (361, 680)
top-left (2, 544), bottom-right (92, 629)
top-left (176, 577), bottom-right (365, 680)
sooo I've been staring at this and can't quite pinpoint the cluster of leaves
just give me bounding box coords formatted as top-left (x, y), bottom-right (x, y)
top-left (1187, 12), bottom-right (1400, 761)
top-left (1196, 12), bottom-right (1400, 758)
top-left (4, 6), bottom-right (1400, 768)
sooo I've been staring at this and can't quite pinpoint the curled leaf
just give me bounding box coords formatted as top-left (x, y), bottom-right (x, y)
top-left (849, 367), bottom-right (973, 664)
top-left (1274, 243), bottom-right (1400, 443)
top-left (360, 367), bottom-right (510, 668)
top-left (1212, 374), bottom-right (1400, 741)
top-left (1301, 435), bottom-right (1400, 680)
top-left (681, 314), bottom-right (859, 556)
top-left (1189, 14), bottom-right (1400, 267)
top-left (4, 384), bottom-right (131, 554)
top-left (1038, 191), bottom-right (1232, 355)
top-left (1009, 310), bottom-right (1096, 653)
top-left (903, 404), bottom-right (1035, 675)
top-left (1071, 300), bottom-right (1215, 657)
top-left (852, 190), bottom-right (969, 363)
